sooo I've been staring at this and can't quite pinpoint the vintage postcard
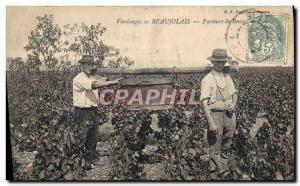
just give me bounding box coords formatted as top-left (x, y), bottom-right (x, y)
top-left (6, 6), bottom-right (295, 181)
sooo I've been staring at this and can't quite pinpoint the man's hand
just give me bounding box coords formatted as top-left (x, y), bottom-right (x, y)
top-left (228, 93), bottom-right (238, 113)
top-left (226, 104), bottom-right (236, 113)
top-left (208, 120), bottom-right (218, 134)
top-left (92, 78), bottom-right (123, 89)
top-left (110, 78), bottom-right (123, 85)
top-left (202, 99), bottom-right (218, 135)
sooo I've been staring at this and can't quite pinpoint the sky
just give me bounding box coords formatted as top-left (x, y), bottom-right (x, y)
top-left (6, 6), bottom-right (294, 68)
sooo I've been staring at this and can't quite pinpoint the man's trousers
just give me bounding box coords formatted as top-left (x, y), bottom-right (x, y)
top-left (74, 107), bottom-right (99, 162)
top-left (207, 111), bottom-right (236, 177)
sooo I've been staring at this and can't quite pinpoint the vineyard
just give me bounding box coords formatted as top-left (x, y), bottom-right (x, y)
top-left (7, 67), bottom-right (295, 181)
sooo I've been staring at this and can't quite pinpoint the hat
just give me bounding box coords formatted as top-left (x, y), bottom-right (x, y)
top-left (207, 49), bottom-right (232, 62)
top-left (78, 55), bottom-right (97, 64)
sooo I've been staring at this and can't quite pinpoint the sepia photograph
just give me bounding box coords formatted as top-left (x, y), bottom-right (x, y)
top-left (6, 6), bottom-right (295, 181)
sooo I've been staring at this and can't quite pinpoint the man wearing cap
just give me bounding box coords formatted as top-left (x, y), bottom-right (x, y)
top-left (200, 49), bottom-right (238, 179)
top-left (73, 55), bottom-right (122, 163)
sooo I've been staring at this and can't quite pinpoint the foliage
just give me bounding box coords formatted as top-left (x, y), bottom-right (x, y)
top-left (155, 108), bottom-right (209, 180)
top-left (31, 111), bottom-right (90, 180)
top-left (24, 15), bottom-right (62, 70)
top-left (109, 107), bottom-right (152, 180)
top-left (8, 68), bottom-right (295, 181)
top-left (7, 70), bottom-right (76, 152)
top-left (61, 23), bottom-right (134, 68)
top-left (7, 14), bottom-right (134, 72)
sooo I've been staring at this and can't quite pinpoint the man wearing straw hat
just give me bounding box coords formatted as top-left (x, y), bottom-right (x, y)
top-left (200, 49), bottom-right (238, 179)
top-left (73, 55), bottom-right (122, 164)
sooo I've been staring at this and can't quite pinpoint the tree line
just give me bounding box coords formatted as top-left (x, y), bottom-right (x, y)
top-left (7, 15), bottom-right (134, 71)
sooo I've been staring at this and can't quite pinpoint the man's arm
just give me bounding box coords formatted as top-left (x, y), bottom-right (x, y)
top-left (200, 75), bottom-right (218, 134)
top-left (91, 78), bottom-right (123, 89)
top-left (226, 74), bottom-right (238, 111)
top-left (232, 92), bottom-right (238, 109)
top-left (202, 99), bottom-right (218, 134)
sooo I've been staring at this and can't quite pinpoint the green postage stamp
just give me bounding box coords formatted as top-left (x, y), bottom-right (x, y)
top-left (247, 14), bottom-right (287, 63)
top-left (225, 9), bottom-right (291, 65)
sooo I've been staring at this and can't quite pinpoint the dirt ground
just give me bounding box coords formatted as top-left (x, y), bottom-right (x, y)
top-left (14, 142), bottom-right (166, 181)
top-left (13, 115), bottom-right (169, 181)
top-left (81, 142), bottom-right (166, 180)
